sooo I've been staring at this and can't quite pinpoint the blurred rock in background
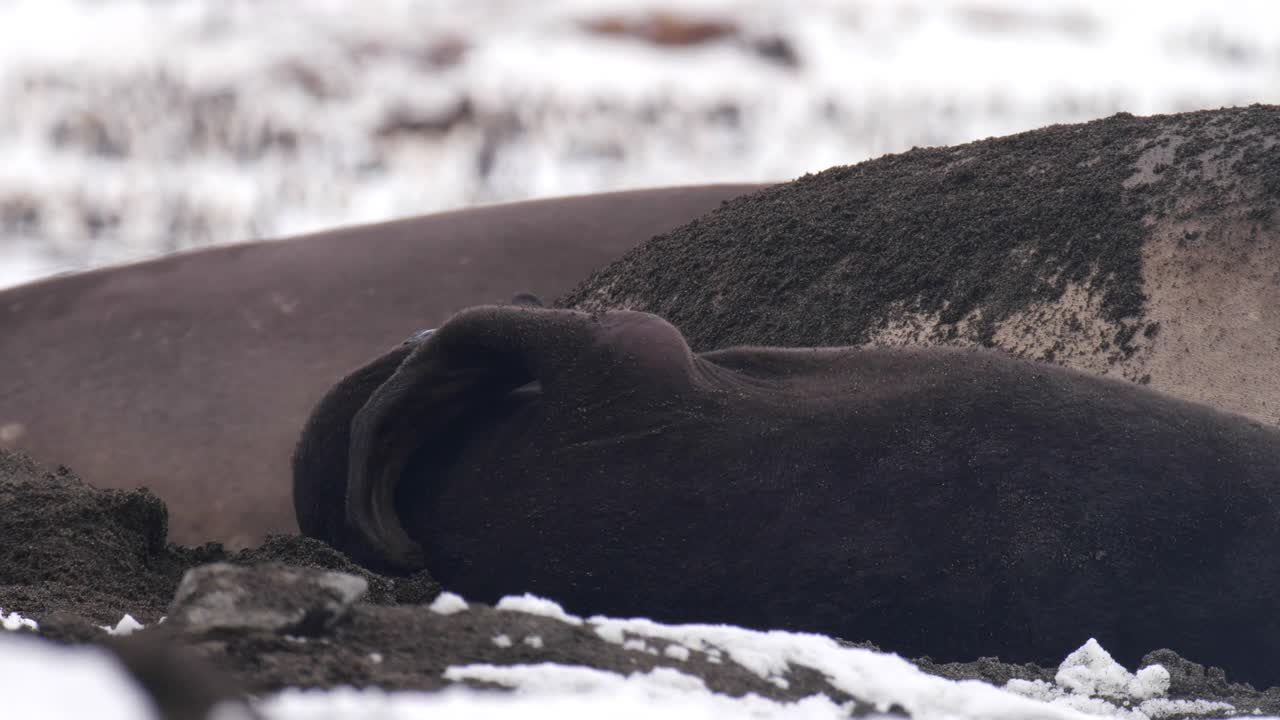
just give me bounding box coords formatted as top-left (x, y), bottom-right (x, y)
top-left (1, 0), bottom-right (1277, 287)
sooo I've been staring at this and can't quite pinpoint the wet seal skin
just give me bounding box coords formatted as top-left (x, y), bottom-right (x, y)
top-left (0, 184), bottom-right (763, 547)
top-left (294, 304), bottom-right (1280, 689)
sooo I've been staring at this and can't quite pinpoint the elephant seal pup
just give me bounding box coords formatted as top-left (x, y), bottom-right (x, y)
top-left (293, 305), bottom-right (1280, 689)
top-left (0, 183), bottom-right (762, 547)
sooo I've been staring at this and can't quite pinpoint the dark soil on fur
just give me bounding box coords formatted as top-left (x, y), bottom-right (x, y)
top-left (561, 105), bottom-right (1280, 352)
top-left (559, 105), bottom-right (1280, 429)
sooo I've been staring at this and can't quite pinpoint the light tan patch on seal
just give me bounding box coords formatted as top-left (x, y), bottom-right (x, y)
top-left (865, 283), bottom-right (1150, 381)
top-left (871, 127), bottom-right (1280, 427)
top-left (1137, 212), bottom-right (1280, 425)
top-left (989, 283), bottom-right (1151, 378)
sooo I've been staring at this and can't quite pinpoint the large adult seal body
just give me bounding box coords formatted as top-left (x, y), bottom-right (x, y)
top-left (0, 184), bottom-right (762, 547)
top-left (294, 305), bottom-right (1280, 688)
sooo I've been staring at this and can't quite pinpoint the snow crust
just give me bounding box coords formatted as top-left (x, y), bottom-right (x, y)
top-left (264, 666), bottom-right (854, 720)
top-left (427, 591), bottom-right (469, 615)
top-left (100, 613), bottom-right (144, 637)
top-left (664, 644), bottom-right (692, 662)
top-left (2, 608), bottom-right (38, 631)
top-left (1003, 639), bottom-right (1241, 720)
top-left (496, 593), bottom-right (585, 626)
top-left (1053, 639), bottom-right (1169, 699)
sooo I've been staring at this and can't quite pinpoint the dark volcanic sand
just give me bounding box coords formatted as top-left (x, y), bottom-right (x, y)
top-left (561, 105), bottom-right (1280, 425)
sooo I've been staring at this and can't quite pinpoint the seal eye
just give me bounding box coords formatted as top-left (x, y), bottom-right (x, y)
top-left (401, 328), bottom-right (436, 346)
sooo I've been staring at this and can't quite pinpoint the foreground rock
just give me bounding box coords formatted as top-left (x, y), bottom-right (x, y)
top-left (562, 105), bottom-right (1280, 426)
top-left (168, 563), bottom-right (368, 636)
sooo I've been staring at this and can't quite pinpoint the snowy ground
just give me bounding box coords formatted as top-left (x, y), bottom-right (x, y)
top-left (1, 0), bottom-right (1279, 286)
top-left (1, 596), bottom-right (1269, 720)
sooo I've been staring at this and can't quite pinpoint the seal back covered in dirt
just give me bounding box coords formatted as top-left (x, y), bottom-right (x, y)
top-left (561, 105), bottom-right (1280, 426)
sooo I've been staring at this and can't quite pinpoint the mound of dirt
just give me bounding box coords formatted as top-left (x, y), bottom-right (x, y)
top-left (561, 105), bottom-right (1280, 425)
top-left (0, 450), bottom-right (203, 624)
top-left (0, 449), bottom-right (432, 625)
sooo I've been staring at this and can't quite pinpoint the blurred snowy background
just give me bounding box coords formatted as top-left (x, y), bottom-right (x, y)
top-left (1, 0), bottom-right (1278, 287)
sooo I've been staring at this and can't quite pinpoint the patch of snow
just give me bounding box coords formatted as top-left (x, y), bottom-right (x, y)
top-left (1008, 678), bottom-right (1238, 720)
top-left (368, 652), bottom-right (383, 664)
top-left (1128, 666), bottom-right (1172, 701)
top-left (1, 608), bottom-right (38, 631)
top-left (1002, 639), bottom-right (1232, 720)
top-left (0, 632), bottom-right (159, 720)
top-left (445, 664), bottom-right (850, 717)
top-left (234, 606), bottom-right (1266, 720)
top-left (427, 592), bottom-right (469, 616)
top-left (260, 673), bottom-right (851, 719)
top-left (585, 615), bottom-right (1129, 720)
top-left (1139, 699), bottom-right (1239, 719)
top-left (1054, 639), bottom-right (1167, 699)
top-left (524, 635), bottom-right (544, 649)
top-left (622, 638), bottom-right (651, 653)
top-left (495, 594), bottom-right (584, 626)
top-left (594, 623), bottom-right (626, 644)
top-left (100, 613), bottom-right (144, 637)
top-left (492, 634), bottom-right (513, 648)
top-left (664, 644), bottom-right (691, 662)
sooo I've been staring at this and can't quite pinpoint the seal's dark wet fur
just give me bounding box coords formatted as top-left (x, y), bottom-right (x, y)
top-left (293, 305), bottom-right (1280, 688)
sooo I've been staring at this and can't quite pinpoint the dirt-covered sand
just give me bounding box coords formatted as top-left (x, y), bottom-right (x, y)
top-left (563, 105), bottom-right (1280, 426)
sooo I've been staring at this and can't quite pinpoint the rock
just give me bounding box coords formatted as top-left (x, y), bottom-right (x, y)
top-left (168, 563), bottom-right (367, 636)
top-left (232, 534), bottom-right (440, 605)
